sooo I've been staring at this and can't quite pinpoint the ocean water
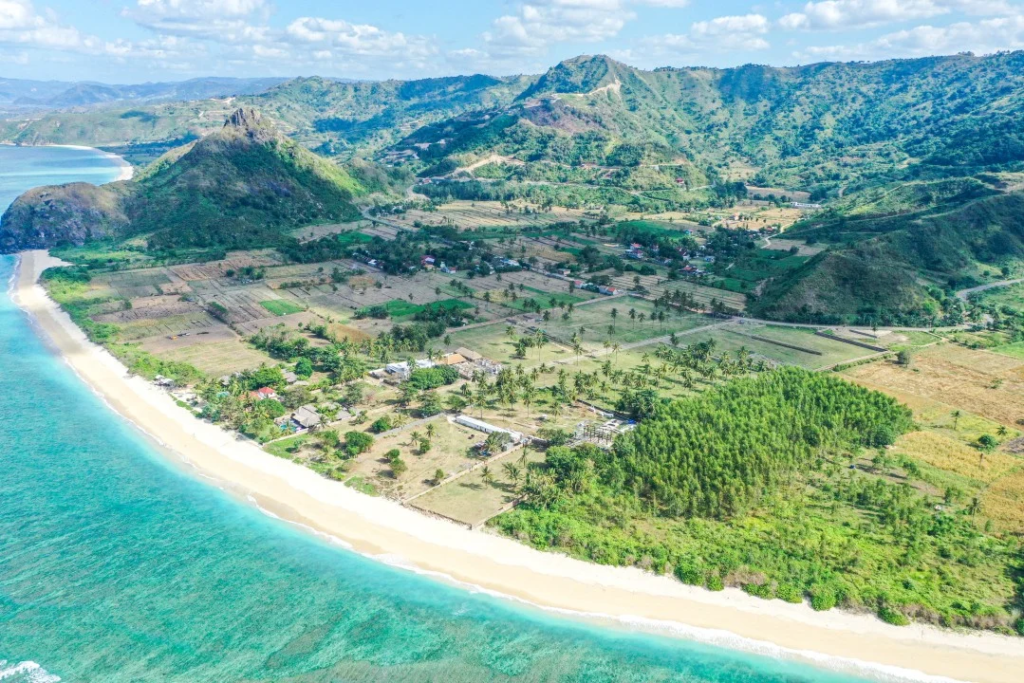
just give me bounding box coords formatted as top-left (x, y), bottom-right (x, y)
top-left (0, 145), bottom-right (124, 212)
top-left (0, 147), bottom-right (877, 683)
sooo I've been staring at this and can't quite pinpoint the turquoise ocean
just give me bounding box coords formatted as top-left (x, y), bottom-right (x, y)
top-left (0, 146), bottom-right (878, 683)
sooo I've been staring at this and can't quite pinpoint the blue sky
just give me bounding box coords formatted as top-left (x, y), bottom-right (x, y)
top-left (2, 0), bottom-right (1024, 82)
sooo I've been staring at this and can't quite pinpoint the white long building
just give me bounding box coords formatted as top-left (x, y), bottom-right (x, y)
top-left (454, 415), bottom-right (523, 443)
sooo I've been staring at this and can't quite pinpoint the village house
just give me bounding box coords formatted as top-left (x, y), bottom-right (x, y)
top-left (291, 405), bottom-right (322, 431)
top-left (249, 387), bottom-right (278, 401)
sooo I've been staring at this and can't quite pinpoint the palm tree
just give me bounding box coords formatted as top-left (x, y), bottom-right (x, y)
top-left (503, 462), bottom-right (522, 488)
top-left (610, 307), bottom-right (618, 331)
top-left (952, 410), bottom-right (962, 430)
top-left (967, 497), bottom-right (981, 516)
top-left (629, 308), bottom-right (637, 328)
top-left (481, 465), bottom-right (494, 485)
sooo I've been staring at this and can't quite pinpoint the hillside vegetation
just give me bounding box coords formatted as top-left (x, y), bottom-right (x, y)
top-left (494, 367), bottom-right (1024, 631)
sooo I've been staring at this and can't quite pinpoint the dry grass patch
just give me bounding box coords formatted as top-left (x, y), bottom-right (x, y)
top-left (346, 418), bottom-right (482, 500)
top-left (982, 468), bottom-right (1024, 531)
top-left (156, 339), bottom-right (275, 376)
top-left (893, 431), bottom-right (1020, 484)
top-left (844, 347), bottom-right (1024, 428)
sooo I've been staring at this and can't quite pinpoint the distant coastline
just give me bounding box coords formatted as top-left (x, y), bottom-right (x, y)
top-left (45, 144), bottom-right (134, 182)
top-left (10, 248), bottom-right (1024, 683)
top-left (0, 142), bottom-right (134, 182)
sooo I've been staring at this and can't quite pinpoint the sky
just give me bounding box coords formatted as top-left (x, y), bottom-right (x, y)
top-left (2, 0), bottom-right (1024, 83)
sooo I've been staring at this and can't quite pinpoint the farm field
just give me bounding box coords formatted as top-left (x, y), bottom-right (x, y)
top-left (840, 347), bottom-right (1024, 532)
top-left (154, 338), bottom-right (276, 376)
top-left (526, 297), bottom-right (709, 350)
top-left (844, 345), bottom-right (1024, 428)
top-left (614, 273), bottom-right (748, 311)
top-left (382, 200), bottom-right (592, 232)
top-left (260, 299), bottom-right (306, 316)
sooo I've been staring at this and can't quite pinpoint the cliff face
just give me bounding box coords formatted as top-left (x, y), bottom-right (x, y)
top-left (0, 182), bottom-right (130, 252)
top-left (0, 107), bottom-right (362, 253)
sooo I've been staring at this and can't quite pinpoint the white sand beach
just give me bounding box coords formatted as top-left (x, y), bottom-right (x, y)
top-left (44, 144), bottom-right (133, 181)
top-left (12, 249), bottom-right (1024, 683)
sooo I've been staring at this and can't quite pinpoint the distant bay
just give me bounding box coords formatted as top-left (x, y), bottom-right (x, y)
top-left (0, 146), bottom-right (870, 683)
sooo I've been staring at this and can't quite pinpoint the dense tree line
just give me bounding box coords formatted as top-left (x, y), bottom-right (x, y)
top-left (567, 367), bottom-right (914, 519)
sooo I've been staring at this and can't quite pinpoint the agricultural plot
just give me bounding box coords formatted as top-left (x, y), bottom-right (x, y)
top-left (260, 299), bottom-right (306, 317)
top-left (674, 323), bottom-right (872, 370)
top-left (384, 200), bottom-right (590, 232)
top-left (170, 251), bottom-right (279, 282)
top-left (100, 269), bottom-right (174, 299)
top-left (843, 346), bottom-right (1024, 429)
top-left (612, 273), bottom-right (748, 311)
top-left (151, 338), bottom-right (275, 376)
top-left (528, 297), bottom-right (709, 351)
top-left (444, 324), bottom-right (575, 366)
top-left (110, 311), bottom-right (217, 341)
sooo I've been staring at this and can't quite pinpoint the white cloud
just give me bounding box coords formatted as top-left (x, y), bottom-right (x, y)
top-left (633, 0), bottom-right (691, 6)
top-left (0, 0), bottom-right (151, 57)
top-left (780, 0), bottom-right (1013, 31)
top-left (798, 14), bottom-right (1024, 57)
top-left (647, 14), bottom-right (772, 54)
top-left (484, 0), bottom-right (636, 56)
top-left (134, 0), bottom-right (268, 18)
top-left (284, 17), bottom-right (434, 59)
top-left (126, 0), bottom-right (269, 42)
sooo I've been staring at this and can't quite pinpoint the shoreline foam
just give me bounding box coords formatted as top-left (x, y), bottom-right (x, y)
top-left (38, 144), bottom-right (134, 181)
top-left (10, 249), bottom-right (1024, 683)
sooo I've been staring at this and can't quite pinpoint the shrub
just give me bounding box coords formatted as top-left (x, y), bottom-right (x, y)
top-left (370, 416), bottom-right (393, 433)
top-left (776, 584), bottom-right (803, 604)
top-left (408, 365), bottom-right (460, 390)
top-left (705, 574), bottom-right (725, 592)
top-left (810, 586), bottom-right (838, 611)
top-left (391, 457), bottom-right (407, 477)
top-left (743, 583), bottom-right (775, 599)
top-left (675, 564), bottom-right (704, 585)
top-left (878, 606), bottom-right (910, 626)
top-left (344, 431), bottom-right (374, 456)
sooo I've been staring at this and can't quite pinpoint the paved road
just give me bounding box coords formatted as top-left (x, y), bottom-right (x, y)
top-left (956, 278), bottom-right (1024, 301)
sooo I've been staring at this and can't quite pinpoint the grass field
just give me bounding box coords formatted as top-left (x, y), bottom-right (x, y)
top-left (360, 297), bottom-right (476, 320)
top-left (412, 447), bottom-right (546, 527)
top-left (528, 297), bottom-right (709, 350)
top-left (344, 417), bottom-right (484, 500)
top-left (844, 346), bottom-right (1024, 428)
top-left (156, 339), bottom-right (275, 376)
top-left (842, 346), bottom-right (1024, 532)
top-left (260, 299), bottom-right (306, 316)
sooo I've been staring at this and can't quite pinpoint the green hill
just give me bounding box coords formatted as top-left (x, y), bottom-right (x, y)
top-left (753, 178), bottom-right (1024, 324)
top-left (397, 52), bottom-right (1024, 193)
top-left (0, 108), bottom-right (363, 252)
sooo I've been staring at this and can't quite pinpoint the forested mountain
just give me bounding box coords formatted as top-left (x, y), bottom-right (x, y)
top-left (0, 108), bottom-right (363, 252)
top-left (0, 74), bottom-right (533, 161)
top-left (0, 76), bottom-right (285, 110)
top-left (399, 52), bottom-right (1024, 194)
